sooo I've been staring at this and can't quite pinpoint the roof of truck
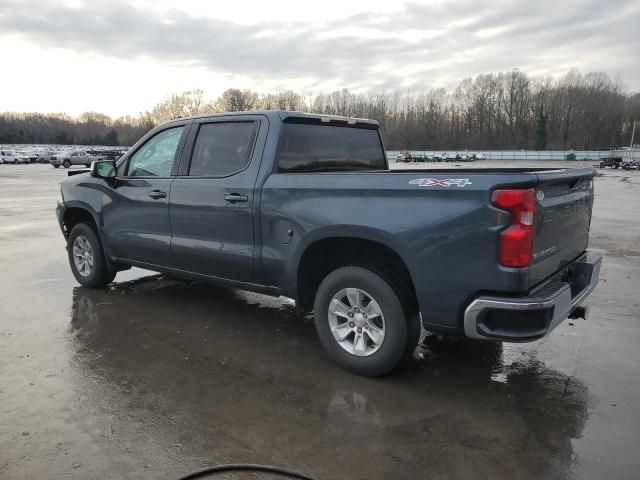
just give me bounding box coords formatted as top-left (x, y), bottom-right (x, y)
top-left (169, 110), bottom-right (379, 127)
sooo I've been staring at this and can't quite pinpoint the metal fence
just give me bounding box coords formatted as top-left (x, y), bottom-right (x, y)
top-left (386, 149), bottom-right (640, 162)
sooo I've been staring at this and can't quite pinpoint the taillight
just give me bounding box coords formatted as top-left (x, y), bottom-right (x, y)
top-left (491, 188), bottom-right (536, 268)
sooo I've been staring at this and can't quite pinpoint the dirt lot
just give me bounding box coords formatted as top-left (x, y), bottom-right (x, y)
top-left (1, 163), bottom-right (639, 479)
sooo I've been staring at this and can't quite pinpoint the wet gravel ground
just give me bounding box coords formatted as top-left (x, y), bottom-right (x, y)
top-left (0, 163), bottom-right (639, 480)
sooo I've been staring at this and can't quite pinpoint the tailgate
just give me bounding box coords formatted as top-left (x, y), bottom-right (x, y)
top-left (529, 167), bottom-right (595, 287)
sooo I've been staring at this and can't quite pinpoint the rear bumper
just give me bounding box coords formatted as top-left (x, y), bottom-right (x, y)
top-left (464, 253), bottom-right (602, 341)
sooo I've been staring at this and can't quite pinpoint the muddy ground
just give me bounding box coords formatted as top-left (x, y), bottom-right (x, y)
top-left (0, 163), bottom-right (639, 479)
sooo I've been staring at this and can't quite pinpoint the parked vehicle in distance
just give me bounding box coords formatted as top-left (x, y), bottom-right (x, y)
top-left (620, 149), bottom-right (639, 170)
top-left (56, 111), bottom-right (602, 376)
top-left (50, 150), bottom-right (104, 168)
top-left (596, 147), bottom-right (625, 169)
top-left (1, 150), bottom-right (18, 164)
top-left (87, 148), bottom-right (127, 161)
top-left (33, 150), bottom-right (57, 163)
top-left (396, 151), bottom-right (412, 163)
top-left (598, 157), bottom-right (622, 169)
top-left (18, 151), bottom-right (39, 163)
top-left (15, 152), bottom-right (37, 164)
top-left (2, 150), bottom-right (30, 164)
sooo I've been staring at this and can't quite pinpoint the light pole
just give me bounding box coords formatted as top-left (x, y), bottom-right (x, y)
top-left (631, 121), bottom-right (640, 148)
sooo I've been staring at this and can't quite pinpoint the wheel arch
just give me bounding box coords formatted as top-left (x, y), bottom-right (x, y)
top-left (61, 202), bottom-right (100, 238)
top-left (294, 229), bottom-right (419, 318)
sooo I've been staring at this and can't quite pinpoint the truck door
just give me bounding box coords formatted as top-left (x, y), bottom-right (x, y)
top-left (101, 124), bottom-right (189, 267)
top-left (169, 116), bottom-right (266, 282)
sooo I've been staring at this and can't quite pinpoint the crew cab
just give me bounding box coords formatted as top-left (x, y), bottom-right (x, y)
top-left (55, 111), bottom-right (602, 376)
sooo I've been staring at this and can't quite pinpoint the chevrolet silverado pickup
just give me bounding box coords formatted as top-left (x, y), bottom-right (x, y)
top-left (56, 111), bottom-right (602, 376)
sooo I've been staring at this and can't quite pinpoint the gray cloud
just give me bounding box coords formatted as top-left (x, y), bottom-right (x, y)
top-left (0, 0), bottom-right (638, 90)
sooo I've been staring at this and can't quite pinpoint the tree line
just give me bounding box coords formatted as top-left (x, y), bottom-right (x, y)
top-left (1, 69), bottom-right (639, 150)
top-left (0, 111), bottom-right (151, 147)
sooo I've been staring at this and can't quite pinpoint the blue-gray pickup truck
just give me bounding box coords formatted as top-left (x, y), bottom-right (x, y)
top-left (56, 111), bottom-right (602, 376)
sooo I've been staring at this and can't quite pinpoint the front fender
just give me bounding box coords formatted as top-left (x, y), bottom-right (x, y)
top-left (60, 177), bottom-right (111, 233)
top-left (62, 199), bottom-right (101, 225)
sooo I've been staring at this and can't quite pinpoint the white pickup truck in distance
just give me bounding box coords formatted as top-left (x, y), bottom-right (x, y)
top-left (50, 150), bottom-right (105, 168)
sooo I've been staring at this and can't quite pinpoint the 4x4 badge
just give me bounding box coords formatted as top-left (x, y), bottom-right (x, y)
top-left (409, 178), bottom-right (472, 188)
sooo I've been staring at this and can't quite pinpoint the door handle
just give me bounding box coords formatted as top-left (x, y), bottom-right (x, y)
top-left (224, 193), bottom-right (248, 203)
top-left (148, 190), bottom-right (167, 199)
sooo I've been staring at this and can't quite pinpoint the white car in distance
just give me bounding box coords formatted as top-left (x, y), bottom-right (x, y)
top-left (1, 150), bottom-right (29, 164)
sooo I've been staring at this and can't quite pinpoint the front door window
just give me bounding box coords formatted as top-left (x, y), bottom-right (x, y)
top-left (127, 127), bottom-right (184, 177)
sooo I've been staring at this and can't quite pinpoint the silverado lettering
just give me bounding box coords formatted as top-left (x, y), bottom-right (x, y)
top-left (543, 197), bottom-right (592, 223)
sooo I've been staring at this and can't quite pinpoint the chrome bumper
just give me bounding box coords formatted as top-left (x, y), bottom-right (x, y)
top-left (464, 253), bottom-right (602, 341)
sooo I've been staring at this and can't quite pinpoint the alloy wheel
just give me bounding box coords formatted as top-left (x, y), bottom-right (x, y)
top-left (72, 235), bottom-right (94, 277)
top-left (328, 288), bottom-right (386, 357)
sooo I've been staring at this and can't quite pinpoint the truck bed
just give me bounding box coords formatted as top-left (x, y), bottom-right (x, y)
top-left (353, 166), bottom-right (596, 287)
top-left (390, 166), bottom-right (591, 174)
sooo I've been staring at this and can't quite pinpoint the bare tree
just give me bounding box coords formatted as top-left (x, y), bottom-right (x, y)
top-left (217, 89), bottom-right (258, 112)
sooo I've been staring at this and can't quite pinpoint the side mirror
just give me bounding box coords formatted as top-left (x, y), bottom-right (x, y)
top-left (90, 160), bottom-right (116, 179)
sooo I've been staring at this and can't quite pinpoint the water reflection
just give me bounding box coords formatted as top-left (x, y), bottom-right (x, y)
top-left (67, 276), bottom-right (588, 480)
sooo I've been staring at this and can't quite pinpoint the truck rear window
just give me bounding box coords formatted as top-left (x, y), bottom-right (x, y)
top-left (276, 123), bottom-right (386, 173)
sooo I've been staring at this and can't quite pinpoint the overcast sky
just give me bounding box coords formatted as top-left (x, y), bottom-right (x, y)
top-left (0, 0), bottom-right (638, 117)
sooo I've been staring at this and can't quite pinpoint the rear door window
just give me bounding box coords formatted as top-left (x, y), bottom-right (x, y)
top-left (188, 122), bottom-right (257, 177)
top-left (276, 123), bottom-right (386, 172)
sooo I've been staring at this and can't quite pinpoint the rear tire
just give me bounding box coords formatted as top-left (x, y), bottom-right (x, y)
top-left (53, 164), bottom-right (60, 168)
top-left (67, 223), bottom-right (115, 288)
top-left (313, 266), bottom-right (414, 376)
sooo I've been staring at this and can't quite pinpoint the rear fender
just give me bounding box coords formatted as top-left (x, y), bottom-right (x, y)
top-left (286, 225), bottom-right (411, 295)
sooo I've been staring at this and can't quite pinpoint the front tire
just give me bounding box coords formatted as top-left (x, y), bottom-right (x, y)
top-left (313, 266), bottom-right (414, 376)
top-left (53, 164), bottom-right (60, 168)
top-left (67, 223), bottom-right (115, 288)
top-left (63, 159), bottom-right (71, 168)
